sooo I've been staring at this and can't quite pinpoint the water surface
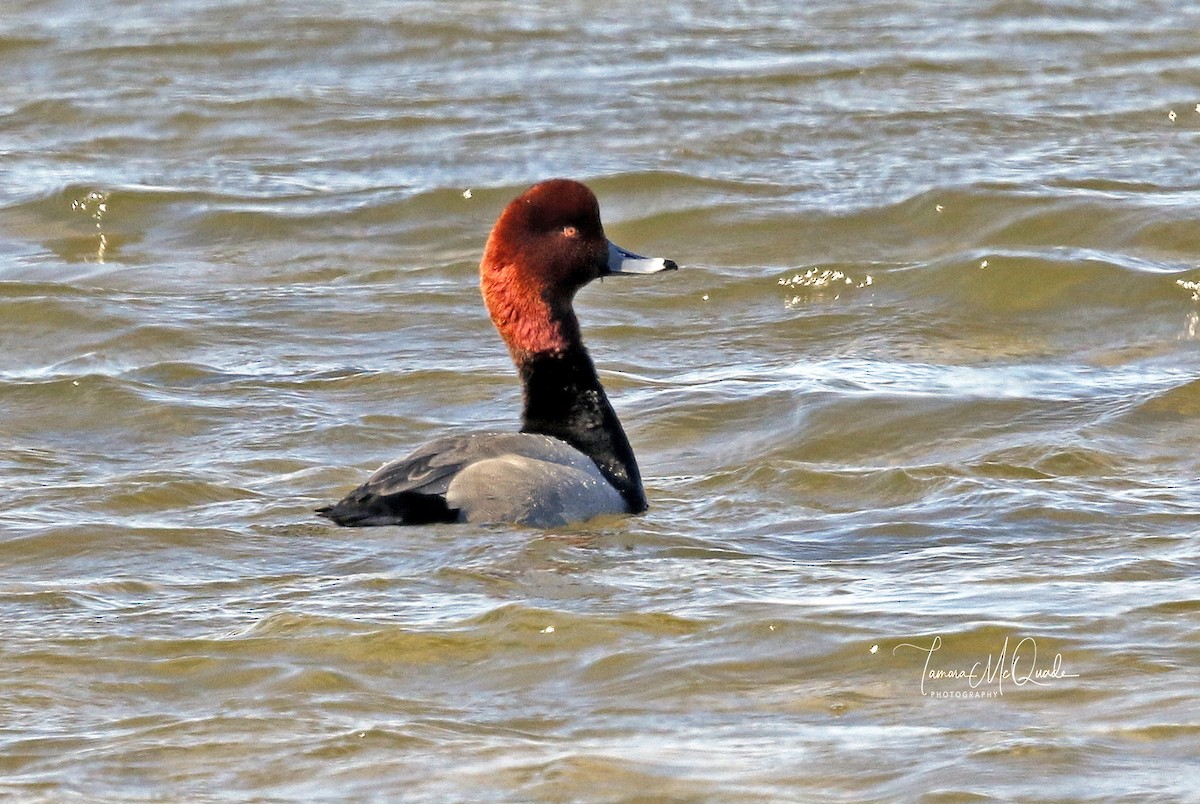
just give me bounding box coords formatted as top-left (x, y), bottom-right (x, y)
top-left (2, 1), bottom-right (1199, 800)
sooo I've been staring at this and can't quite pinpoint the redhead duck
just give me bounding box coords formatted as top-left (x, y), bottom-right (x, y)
top-left (318, 179), bottom-right (677, 527)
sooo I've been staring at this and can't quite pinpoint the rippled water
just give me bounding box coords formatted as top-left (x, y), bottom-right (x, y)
top-left (3, 0), bottom-right (1200, 800)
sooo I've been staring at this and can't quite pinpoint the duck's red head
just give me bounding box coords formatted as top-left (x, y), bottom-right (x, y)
top-left (480, 179), bottom-right (609, 358)
top-left (480, 179), bottom-right (676, 360)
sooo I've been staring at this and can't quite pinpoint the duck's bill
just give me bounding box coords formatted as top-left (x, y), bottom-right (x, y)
top-left (606, 241), bottom-right (678, 275)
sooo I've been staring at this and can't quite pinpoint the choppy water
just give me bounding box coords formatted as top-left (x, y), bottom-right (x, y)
top-left (3, 0), bottom-right (1200, 800)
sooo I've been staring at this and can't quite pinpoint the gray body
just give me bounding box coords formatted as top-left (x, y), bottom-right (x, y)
top-left (346, 432), bottom-right (627, 527)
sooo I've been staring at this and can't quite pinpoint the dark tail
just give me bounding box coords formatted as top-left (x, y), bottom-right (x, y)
top-left (316, 491), bottom-right (459, 527)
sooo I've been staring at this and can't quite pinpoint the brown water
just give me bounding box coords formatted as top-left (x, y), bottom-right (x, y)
top-left (3, 1), bottom-right (1200, 800)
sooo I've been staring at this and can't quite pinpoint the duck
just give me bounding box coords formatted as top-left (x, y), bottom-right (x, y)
top-left (317, 179), bottom-right (677, 527)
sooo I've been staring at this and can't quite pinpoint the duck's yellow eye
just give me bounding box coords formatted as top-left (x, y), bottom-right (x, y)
top-left (562, 225), bottom-right (578, 238)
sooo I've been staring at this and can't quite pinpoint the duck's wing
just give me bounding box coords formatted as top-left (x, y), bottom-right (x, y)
top-left (315, 433), bottom-right (497, 526)
top-left (317, 432), bottom-right (611, 527)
